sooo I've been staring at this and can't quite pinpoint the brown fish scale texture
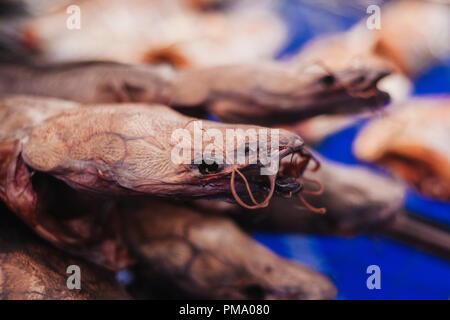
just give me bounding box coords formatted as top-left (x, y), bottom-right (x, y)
top-left (0, 213), bottom-right (129, 300)
top-left (23, 105), bottom-right (177, 176)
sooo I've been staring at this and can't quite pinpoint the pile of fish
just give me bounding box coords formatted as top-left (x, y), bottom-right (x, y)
top-left (0, 0), bottom-right (448, 300)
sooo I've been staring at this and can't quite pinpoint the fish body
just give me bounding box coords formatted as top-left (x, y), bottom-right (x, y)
top-left (354, 98), bottom-right (450, 201)
top-left (0, 61), bottom-right (390, 124)
top-left (0, 95), bottom-right (305, 269)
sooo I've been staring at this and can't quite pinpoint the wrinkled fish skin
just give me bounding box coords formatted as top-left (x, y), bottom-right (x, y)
top-left (122, 199), bottom-right (337, 300)
top-left (0, 210), bottom-right (130, 300)
top-left (0, 95), bottom-right (303, 270)
top-left (354, 98), bottom-right (450, 201)
top-left (0, 61), bottom-right (390, 125)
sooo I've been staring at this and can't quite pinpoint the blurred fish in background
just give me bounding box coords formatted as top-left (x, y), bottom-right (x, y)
top-left (4, 0), bottom-right (286, 68)
top-left (271, 0), bottom-right (450, 299)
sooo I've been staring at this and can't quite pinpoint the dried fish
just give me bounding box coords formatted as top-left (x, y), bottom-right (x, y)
top-left (282, 0), bottom-right (450, 145)
top-left (237, 155), bottom-right (406, 236)
top-left (371, 0), bottom-right (450, 76)
top-left (0, 61), bottom-right (390, 125)
top-left (123, 199), bottom-right (336, 299)
top-left (232, 155), bottom-right (450, 258)
top-left (354, 98), bottom-right (450, 201)
top-left (17, 0), bottom-right (286, 68)
top-left (0, 211), bottom-right (130, 300)
top-left (0, 95), bottom-right (314, 269)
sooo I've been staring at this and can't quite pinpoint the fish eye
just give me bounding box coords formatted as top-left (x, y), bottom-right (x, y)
top-left (319, 74), bottom-right (336, 86)
top-left (198, 160), bottom-right (221, 175)
top-left (195, 159), bottom-right (223, 175)
top-left (355, 75), bottom-right (366, 83)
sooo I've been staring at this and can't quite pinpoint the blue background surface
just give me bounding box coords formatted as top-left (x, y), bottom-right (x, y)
top-left (253, 1), bottom-right (450, 300)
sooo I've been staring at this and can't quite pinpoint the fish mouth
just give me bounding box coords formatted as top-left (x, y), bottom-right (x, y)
top-left (224, 140), bottom-right (326, 213)
top-left (191, 133), bottom-right (325, 212)
top-left (274, 176), bottom-right (302, 194)
top-left (228, 165), bottom-right (302, 197)
top-left (344, 68), bottom-right (391, 104)
top-left (211, 68), bottom-right (391, 125)
top-left (273, 141), bottom-right (307, 194)
top-left (302, 68), bottom-right (391, 116)
top-left (221, 140), bottom-right (309, 203)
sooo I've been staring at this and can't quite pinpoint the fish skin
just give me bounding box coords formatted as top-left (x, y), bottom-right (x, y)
top-left (0, 211), bottom-right (130, 300)
top-left (0, 61), bottom-right (390, 125)
top-left (123, 198), bottom-right (337, 300)
top-left (0, 95), bottom-right (305, 270)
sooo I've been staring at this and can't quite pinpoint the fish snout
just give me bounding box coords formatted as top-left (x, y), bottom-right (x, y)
top-left (278, 130), bottom-right (305, 158)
